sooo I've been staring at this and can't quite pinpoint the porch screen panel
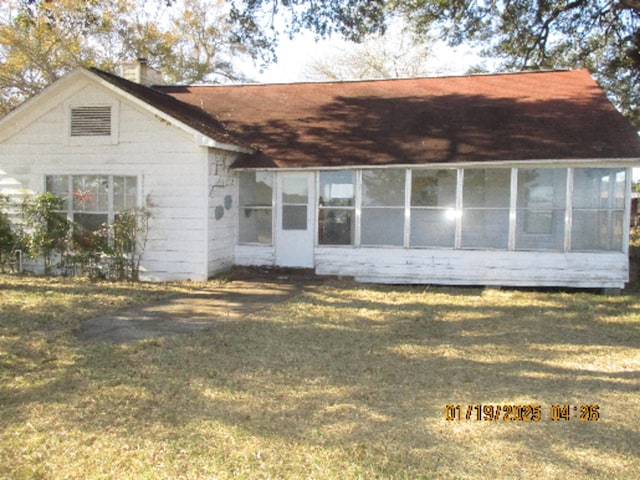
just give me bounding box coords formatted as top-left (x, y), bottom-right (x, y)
top-left (516, 168), bottom-right (566, 251)
top-left (239, 171), bottom-right (273, 244)
top-left (318, 171), bottom-right (355, 245)
top-left (410, 169), bottom-right (457, 247)
top-left (361, 169), bottom-right (405, 246)
top-left (461, 168), bottom-right (510, 249)
top-left (571, 168), bottom-right (625, 251)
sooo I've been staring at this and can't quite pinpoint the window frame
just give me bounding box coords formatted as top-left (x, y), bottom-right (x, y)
top-left (238, 171), bottom-right (274, 245)
top-left (514, 167), bottom-right (568, 252)
top-left (460, 168), bottom-right (512, 250)
top-left (45, 174), bottom-right (140, 242)
top-left (409, 168), bottom-right (460, 249)
top-left (570, 167), bottom-right (628, 252)
top-left (236, 166), bottom-right (630, 254)
top-left (317, 170), bottom-right (357, 246)
top-left (360, 168), bottom-right (406, 247)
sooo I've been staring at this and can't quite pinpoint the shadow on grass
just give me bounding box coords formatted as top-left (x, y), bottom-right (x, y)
top-left (1, 277), bottom-right (639, 478)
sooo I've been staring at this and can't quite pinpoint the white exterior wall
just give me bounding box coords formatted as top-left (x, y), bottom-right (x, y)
top-left (235, 245), bottom-right (275, 266)
top-left (315, 248), bottom-right (628, 289)
top-left (0, 78), bottom-right (209, 281)
top-left (207, 150), bottom-right (237, 277)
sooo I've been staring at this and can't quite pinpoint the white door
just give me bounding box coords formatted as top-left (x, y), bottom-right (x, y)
top-left (275, 172), bottom-right (315, 267)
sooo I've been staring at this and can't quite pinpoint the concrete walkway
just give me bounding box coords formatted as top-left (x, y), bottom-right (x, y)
top-left (78, 268), bottom-right (323, 343)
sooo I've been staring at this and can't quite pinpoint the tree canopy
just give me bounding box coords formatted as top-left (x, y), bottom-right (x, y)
top-left (1, 0), bottom-right (639, 128)
top-left (0, 0), bottom-right (252, 116)
top-left (229, 0), bottom-right (640, 128)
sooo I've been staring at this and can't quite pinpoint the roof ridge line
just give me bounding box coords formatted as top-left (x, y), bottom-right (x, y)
top-left (157, 68), bottom-right (583, 89)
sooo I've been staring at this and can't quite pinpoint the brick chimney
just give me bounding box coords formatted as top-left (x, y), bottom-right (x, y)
top-left (119, 59), bottom-right (163, 86)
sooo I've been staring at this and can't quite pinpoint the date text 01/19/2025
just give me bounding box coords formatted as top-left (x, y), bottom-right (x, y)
top-left (444, 404), bottom-right (600, 422)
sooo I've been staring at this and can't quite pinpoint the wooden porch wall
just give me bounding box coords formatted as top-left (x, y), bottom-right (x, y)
top-left (315, 247), bottom-right (628, 288)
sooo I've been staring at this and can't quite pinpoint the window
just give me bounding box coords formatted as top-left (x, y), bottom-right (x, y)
top-left (282, 175), bottom-right (308, 230)
top-left (571, 168), bottom-right (626, 251)
top-left (516, 168), bottom-right (566, 250)
top-left (361, 169), bottom-right (405, 246)
top-left (318, 171), bottom-right (355, 245)
top-left (46, 175), bottom-right (138, 247)
top-left (238, 171), bottom-right (273, 244)
top-left (461, 169), bottom-right (510, 249)
top-left (410, 169), bottom-right (457, 247)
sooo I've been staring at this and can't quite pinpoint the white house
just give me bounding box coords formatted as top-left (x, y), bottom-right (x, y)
top-left (1, 65), bottom-right (639, 289)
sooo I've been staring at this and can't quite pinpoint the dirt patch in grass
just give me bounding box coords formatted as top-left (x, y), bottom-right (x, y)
top-left (0, 273), bottom-right (639, 479)
top-left (78, 267), bottom-right (324, 343)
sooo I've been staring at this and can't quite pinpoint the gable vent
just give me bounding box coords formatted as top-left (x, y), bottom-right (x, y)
top-left (70, 106), bottom-right (112, 136)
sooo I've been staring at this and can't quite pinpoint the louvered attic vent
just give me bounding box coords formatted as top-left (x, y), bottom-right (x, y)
top-left (70, 106), bottom-right (112, 136)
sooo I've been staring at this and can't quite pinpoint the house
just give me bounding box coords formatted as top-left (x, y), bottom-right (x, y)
top-left (1, 64), bottom-right (639, 288)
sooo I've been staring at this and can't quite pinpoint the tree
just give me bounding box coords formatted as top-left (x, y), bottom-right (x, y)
top-left (395, 0), bottom-right (640, 128)
top-left (229, 0), bottom-right (640, 128)
top-left (228, 0), bottom-right (387, 65)
top-left (0, 0), bottom-right (252, 116)
top-left (303, 21), bottom-right (441, 81)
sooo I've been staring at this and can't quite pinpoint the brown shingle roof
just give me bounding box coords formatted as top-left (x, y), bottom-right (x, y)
top-left (89, 68), bottom-right (248, 149)
top-left (158, 69), bottom-right (640, 168)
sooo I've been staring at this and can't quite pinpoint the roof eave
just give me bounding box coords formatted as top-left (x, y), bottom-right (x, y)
top-left (195, 133), bottom-right (254, 153)
top-left (83, 68), bottom-right (253, 154)
top-left (231, 156), bottom-right (640, 171)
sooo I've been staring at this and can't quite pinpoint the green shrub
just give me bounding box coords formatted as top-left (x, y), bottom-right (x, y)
top-left (0, 194), bottom-right (17, 272)
top-left (21, 193), bottom-right (71, 275)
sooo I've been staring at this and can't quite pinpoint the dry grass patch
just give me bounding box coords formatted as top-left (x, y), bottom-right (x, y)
top-left (0, 275), bottom-right (639, 479)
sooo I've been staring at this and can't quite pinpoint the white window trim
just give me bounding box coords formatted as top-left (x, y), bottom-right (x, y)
top-left (45, 174), bottom-right (140, 225)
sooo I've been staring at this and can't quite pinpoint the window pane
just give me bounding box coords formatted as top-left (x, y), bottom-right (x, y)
top-left (72, 175), bottom-right (108, 212)
top-left (318, 208), bottom-right (354, 245)
top-left (362, 169), bottom-right (405, 206)
top-left (410, 209), bottom-right (456, 247)
top-left (411, 169), bottom-right (457, 207)
top-left (463, 169), bottom-right (510, 208)
top-left (319, 171), bottom-right (355, 207)
top-left (461, 209), bottom-right (510, 249)
top-left (46, 175), bottom-right (69, 210)
top-left (239, 208), bottom-right (272, 244)
top-left (282, 176), bottom-right (308, 204)
top-left (73, 213), bottom-right (108, 250)
top-left (283, 205), bottom-right (307, 230)
top-left (573, 168), bottom-right (626, 209)
top-left (239, 171), bottom-right (273, 206)
top-left (113, 176), bottom-right (137, 211)
top-left (361, 208), bottom-right (404, 246)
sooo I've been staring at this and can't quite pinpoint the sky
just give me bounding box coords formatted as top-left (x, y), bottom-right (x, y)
top-left (242, 29), bottom-right (487, 84)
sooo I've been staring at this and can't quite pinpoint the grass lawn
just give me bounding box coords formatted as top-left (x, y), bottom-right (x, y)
top-left (1, 274), bottom-right (639, 479)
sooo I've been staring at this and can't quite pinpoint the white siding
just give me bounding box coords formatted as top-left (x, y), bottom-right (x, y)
top-left (207, 150), bottom-right (237, 276)
top-left (234, 245), bottom-right (275, 266)
top-left (0, 78), bottom-right (209, 281)
top-left (315, 247), bottom-right (628, 288)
